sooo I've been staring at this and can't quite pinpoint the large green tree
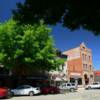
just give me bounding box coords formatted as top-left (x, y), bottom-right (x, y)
top-left (0, 20), bottom-right (63, 76)
top-left (13, 0), bottom-right (100, 35)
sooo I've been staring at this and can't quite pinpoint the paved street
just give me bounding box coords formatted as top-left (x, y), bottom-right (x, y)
top-left (6, 89), bottom-right (100, 100)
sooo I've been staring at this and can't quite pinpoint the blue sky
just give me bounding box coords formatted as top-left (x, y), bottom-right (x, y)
top-left (0, 0), bottom-right (100, 70)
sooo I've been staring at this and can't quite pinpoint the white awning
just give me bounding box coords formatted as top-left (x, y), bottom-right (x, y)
top-left (55, 77), bottom-right (62, 81)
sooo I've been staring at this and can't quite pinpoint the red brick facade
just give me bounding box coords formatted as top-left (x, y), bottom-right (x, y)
top-left (94, 71), bottom-right (100, 82)
top-left (67, 58), bottom-right (83, 78)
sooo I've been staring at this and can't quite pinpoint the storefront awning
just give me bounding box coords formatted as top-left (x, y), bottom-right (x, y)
top-left (70, 75), bottom-right (81, 79)
top-left (54, 77), bottom-right (62, 81)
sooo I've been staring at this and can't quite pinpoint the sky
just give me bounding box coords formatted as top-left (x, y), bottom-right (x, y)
top-left (0, 0), bottom-right (100, 70)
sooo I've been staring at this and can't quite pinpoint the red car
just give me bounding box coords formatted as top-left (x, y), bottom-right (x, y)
top-left (0, 87), bottom-right (11, 99)
top-left (40, 86), bottom-right (60, 94)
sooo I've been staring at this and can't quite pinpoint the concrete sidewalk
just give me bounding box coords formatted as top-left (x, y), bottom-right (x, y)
top-left (77, 87), bottom-right (85, 92)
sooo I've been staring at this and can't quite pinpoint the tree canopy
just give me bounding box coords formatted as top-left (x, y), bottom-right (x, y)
top-left (13, 0), bottom-right (100, 35)
top-left (0, 20), bottom-right (64, 76)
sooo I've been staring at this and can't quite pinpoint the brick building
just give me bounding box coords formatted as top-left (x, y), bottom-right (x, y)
top-left (63, 42), bottom-right (94, 85)
top-left (94, 71), bottom-right (100, 82)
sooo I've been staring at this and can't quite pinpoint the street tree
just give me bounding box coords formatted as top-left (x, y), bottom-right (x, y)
top-left (13, 0), bottom-right (100, 35)
top-left (0, 19), bottom-right (64, 76)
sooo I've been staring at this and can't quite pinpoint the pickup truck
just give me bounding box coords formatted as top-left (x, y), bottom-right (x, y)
top-left (85, 82), bottom-right (100, 89)
top-left (59, 83), bottom-right (77, 92)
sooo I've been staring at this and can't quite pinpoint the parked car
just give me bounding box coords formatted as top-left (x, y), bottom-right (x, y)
top-left (59, 82), bottom-right (77, 92)
top-left (11, 85), bottom-right (40, 96)
top-left (40, 85), bottom-right (60, 94)
top-left (85, 82), bottom-right (100, 89)
top-left (0, 87), bottom-right (11, 99)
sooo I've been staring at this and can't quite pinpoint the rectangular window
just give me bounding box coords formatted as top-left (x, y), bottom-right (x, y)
top-left (82, 54), bottom-right (84, 61)
top-left (83, 64), bottom-right (86, 70)
top-left (89, 65), bottom-right (92, 70)
top-left (86, 64), bottom-right (87, 70)
top-left (83, 64), bottom-right (88, 70)
top-left (89, 56), bottom-right (91, 61)
top-left (85, 55), bottom-right (87, 61)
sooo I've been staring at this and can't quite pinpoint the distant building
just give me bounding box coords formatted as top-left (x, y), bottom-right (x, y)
top-left (63, 42), bottom-right (94, 85)
top-left (49, 51), bottom-right (68, 86)
top-left (94, 71), bottom-right (100, 82)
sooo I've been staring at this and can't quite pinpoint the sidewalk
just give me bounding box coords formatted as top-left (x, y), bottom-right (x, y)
top-left (77, 87), bottom-right (85, 91)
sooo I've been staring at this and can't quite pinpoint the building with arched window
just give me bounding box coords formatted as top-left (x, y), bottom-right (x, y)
top-left (63, 42), bottom-right (94, 86)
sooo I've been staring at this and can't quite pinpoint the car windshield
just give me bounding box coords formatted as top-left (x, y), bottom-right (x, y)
top-left (67, 84), bottom-right (71, 86)
top-left (72, 83), bottom-right (75, 86)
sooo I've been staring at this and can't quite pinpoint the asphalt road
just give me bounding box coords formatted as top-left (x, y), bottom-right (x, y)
top-left (6, 89), bottom-right (100, 100)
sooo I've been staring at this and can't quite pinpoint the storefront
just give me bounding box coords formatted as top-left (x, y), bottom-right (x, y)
top-left (50, 73), bottom-right (68, 87)
top-left (0, 67), bottom-right (49, 88)
top-left (70, 72), bottom-right (82, 85)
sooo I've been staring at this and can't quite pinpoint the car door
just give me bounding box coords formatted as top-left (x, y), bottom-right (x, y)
top-left (15, 86), bottom-right (24, 95)
top-left (92, 83), bottom-right (99, 88)
top-left (22, 85), bottom-right (32, 95)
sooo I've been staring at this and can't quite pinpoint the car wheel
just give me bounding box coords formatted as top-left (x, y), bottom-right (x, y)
top-left (11, 92), bottom-right (14, 96)
top-left (88, 86), bottom-right (91, 90)
top-left (6, 91), bottom-right (13, 99)
top-left (70, 88), bottom-right (74, 92)
top-left (29, 91), bottom-right (34, 96)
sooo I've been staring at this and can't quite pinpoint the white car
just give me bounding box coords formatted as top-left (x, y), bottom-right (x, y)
top-left (85, 82), bottom-right (100, 89)
top-left (11, 85), bottom-right (40, 96)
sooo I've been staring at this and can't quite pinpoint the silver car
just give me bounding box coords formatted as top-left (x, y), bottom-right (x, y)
top-left (59, 82), bottom-right (77, 92)
top-left (11, 85), bottom-right (40, 96)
